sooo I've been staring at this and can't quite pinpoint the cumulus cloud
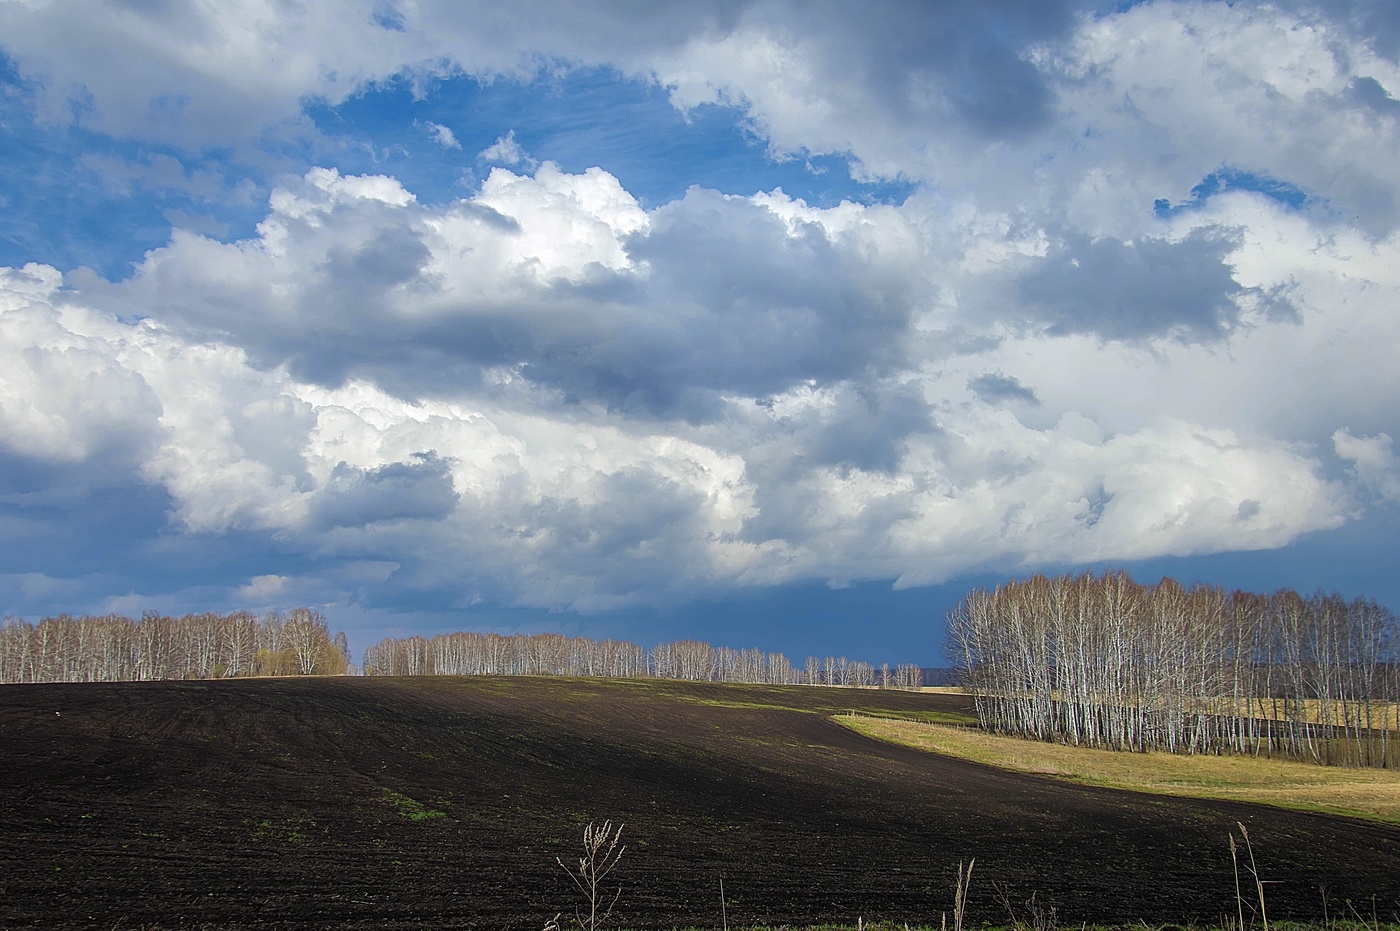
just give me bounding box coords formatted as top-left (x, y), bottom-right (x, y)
top-left (1014, 229), bottom-right (1257, 342)
top-left (880, 416), bottom-right (1346, 588)
top-left (478, 130), bottom-right (531, 166)
top-left (5, 1), bottom-right (1397, 235)
top-left (88, 164), bottom-right (925, 420)
top-left (0, 1), bottom-right (1080, 153)
top-left (2, 0), bottom-right (1399, 623)
top-left (5, 208), bottom-right (1373, 618)
top-left (1, 277), bottom-right (315, 534)
top-left (310, 452), bottom-right (459, 529)
top-left (1043, 2), bottom-right (1400, 236)
top-left (653, 0), bottom-right (1079, 170)
top-left (1349, 76), bottom-right (1400, 114)
top-left (0, 264), bottom-right (162, 468)
top-left (1335, 429), bottom-right (1400, 504)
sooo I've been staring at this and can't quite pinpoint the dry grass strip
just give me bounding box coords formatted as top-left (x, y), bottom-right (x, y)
top-left (843, 714), bottom-right (1400, 824)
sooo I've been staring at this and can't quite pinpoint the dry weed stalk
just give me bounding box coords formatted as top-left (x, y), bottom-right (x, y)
top-left (942, 858), bottom-right (975, 931)
top-left (992, 879), bottom-right (1056, 931)
top-left (1230, 822), bottom-right (1270, 931)
top-left (1345, 895), bottom-right (1383, 931)
top-left (553, 820), bottom-right (626, 931)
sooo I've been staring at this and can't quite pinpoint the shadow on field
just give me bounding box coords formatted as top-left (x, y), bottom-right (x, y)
top-left (2, 676), bottom-right (1398, 929)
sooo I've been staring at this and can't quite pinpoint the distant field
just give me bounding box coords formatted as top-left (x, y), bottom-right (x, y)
top-left (3, 676), bottom-right (1400, 929)
top-left (844, 715), bottom-right (1400, 824)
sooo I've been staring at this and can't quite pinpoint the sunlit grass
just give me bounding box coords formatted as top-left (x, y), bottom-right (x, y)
top-left (380, 788), bottom-right (445, 822)
top-left (842, 714), bottom-right (1400, 824)
top-left (1212, 696), bottom-right (1400, 729)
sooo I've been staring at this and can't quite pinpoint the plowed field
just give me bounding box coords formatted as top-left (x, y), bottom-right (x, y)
top-left (2, 676), bottom-right (1398, 929)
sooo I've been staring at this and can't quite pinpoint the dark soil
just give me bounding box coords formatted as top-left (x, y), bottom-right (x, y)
top-left (2, 676), bottom-right (1398, 930)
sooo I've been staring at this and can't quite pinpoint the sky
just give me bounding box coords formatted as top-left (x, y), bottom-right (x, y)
top-left (2, 0), bottom-right (1399, 669)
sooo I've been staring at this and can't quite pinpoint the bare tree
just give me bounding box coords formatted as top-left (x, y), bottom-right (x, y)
top-left (948, 571), bottom-right (1400, 766)
top-left (0, 609), bottom-right (352, 683)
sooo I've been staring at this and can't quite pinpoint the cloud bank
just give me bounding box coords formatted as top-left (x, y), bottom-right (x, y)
top-left (1, 0), bottom-right (1398, 632)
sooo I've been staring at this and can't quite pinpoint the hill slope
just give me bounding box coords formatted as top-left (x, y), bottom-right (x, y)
top-left (2, 676), bottom-right (1399, 929)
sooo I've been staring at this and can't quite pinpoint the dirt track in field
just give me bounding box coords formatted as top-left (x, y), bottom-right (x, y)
top-left (2, 676), bottom-right (1399, 930)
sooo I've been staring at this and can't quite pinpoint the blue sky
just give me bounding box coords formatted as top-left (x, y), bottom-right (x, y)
top-left (2, 0), bottom-right (1400, 668)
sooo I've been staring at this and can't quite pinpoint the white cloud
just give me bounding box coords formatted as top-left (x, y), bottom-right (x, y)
top-left (2, 1), bottom-right (1399, 618)
top-left (90, 164), bottom-right (924, 417)
top-left (0, 262), bottom-right (316, 533)
top-left (10, 99), bottom-right (1400, 609)
top-left (1335, 429), bottom-right (1400, 504)
top-left (478, 130), bottom-right (531, 166)
top-left (5, 1), bottom-right (1395, 236)
top-left (77, 152), bottom-right (253, 203)
top-left (0, 264), bottom-right (161, 467)
top-left (0, 2), bottom-right (784, 148)
top-left (725, 380), bottom-right (1346, 592)
top-left (0, 0), bottom-right (418, 146)
top-left (1042, 2), bottom-right (1400, 236)
top-left (423, 121), bottom-right (461, 149)
top-left (238, 574), bottom-right (288, 599)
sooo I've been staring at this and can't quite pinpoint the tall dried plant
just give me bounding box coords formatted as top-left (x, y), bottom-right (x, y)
top-left (942, 858), bottom-right (974, 931)
top-left (1230, 822), bottom-right (1270, 931)
top-left (552, 820), bottom-right (626, 931)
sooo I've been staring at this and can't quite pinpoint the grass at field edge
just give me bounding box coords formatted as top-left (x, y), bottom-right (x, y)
top-left (841, 714), bottom-right (1400, 825)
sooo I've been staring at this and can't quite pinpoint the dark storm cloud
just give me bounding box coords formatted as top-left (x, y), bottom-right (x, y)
top-left (804, 383), bottom-right (932, 475)
top-left (112, 179), bottom-right (925, 421)
top-left (0, 456), bottom-right (169, 580)
top-left (432, 0), bottom-right (1084, 138)
top-left (310, 452), bottom-right (459, 530)
top-left (969, 371), bottom-right (1039, 406)
top-left (444, 188), bottom-right (918, 418)
top-left (447, 465), bottom-right (731, 607)
top-left (1285, 0), bottom-right (1400, 60)
top-left (734, 381), bottom-right (932, 547)
top-left (523, 468), bottom-right (706, 559)
top-left (1, 0), bottom-right (1087, 152)
top-left (561, 188), bottom-right (920, 417)
top-left (775, 0), bottom-right (1081, 136)
top-left (323, 227), bottom-right (432, 297)
top-left (945, 28), bottom-right (1055, 134)
top-left (1016, 229), bottom-right (1251, 341)
top-left (1349, 76), bottom-right (1400, 115)
top-left (0, 452), bottom-right (318, 616)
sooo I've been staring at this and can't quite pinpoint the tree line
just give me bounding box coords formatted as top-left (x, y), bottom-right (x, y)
top-left (361, 630), bottom-right (924, 689)
top-left (948, 571), bottom-right (1400, 766)
top-left (0, 610), bottom-right (923, 691)
top-left (0, 609), bottom-right (352, 683)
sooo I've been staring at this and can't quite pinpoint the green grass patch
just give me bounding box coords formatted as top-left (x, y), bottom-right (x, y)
top-left (381, 788), bottom-right (446, 823)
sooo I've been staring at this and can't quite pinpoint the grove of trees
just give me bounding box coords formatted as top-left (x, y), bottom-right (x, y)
top-left (948, 571), bottom-right (1400, 766)
top-left (0, 609), bottom-right (921, 691)
top-left (0, 609), bottom-right (352, 683)
top-left (361, 630), bottom-right (923, 689)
